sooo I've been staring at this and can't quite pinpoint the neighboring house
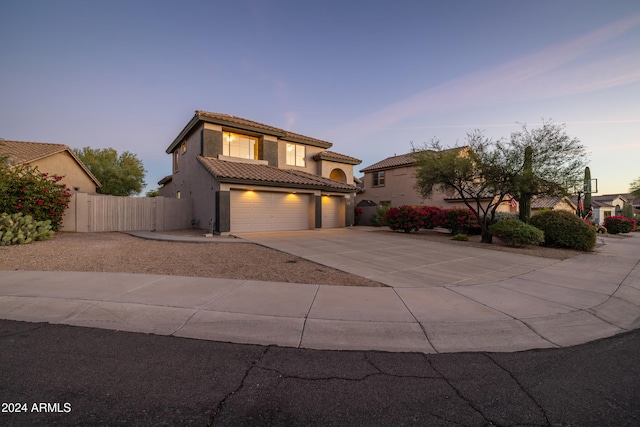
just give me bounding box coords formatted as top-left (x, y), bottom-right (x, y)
top-left (590, 194), bottom-right (639, 225)
top-left (358, 151), bottom-right (584, 218)
top-left (357, 151), bottom-right (500, 211)
top-left (0, 140), bottom-right (100, 192)
top-left (357, 153), bottom-right (452, 207)
top-left (158, 111), bottom-right (361, 234)
top-left (531, 195), bottom-right (576, 214)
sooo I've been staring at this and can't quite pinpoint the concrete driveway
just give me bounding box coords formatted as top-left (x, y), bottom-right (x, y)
top-left (236, 228), bottom-right (559, 288)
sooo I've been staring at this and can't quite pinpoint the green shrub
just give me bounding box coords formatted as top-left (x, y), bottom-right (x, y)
top-left (492, 212), bottom-right (519, 223)
top-left (529, 210), bottom-right (596, 251)
top-left (0, 212), bottom-right (54, 245)
top-left (372, 205), bottom-right (390, 227)
top-left (603, 216), bottom-right (636, 234)
top-left (488, 218), bottom-right (544, 248)
top-left (451, 233), bottom-right (468, 241)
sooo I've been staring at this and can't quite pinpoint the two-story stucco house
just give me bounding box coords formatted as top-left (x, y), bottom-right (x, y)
top-left (158, 111), bottom-right (361, 234)
top-left (357, 152), bottom-right (459, 208)
top-left (0, 140), bottom-right (100, 193)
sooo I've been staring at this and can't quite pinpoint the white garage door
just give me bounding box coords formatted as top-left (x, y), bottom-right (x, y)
top-left (231, 190), bottom-right (309, 232)
top-left (322, 196), bottom-right (341, 228)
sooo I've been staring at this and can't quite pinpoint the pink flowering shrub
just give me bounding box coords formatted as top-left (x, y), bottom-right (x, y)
top-left (0, 164), bottom-right (71, 231)
top-left (354, 206), bottom-right (363, 225)
top-left (604, 216), bottom-right (636, 234)
top-left (419, 206), bottom-right (442, 229)
top-left (386, 205), bottom-right (423, 233)
top-left (436, 208), bottom-right (479, 235)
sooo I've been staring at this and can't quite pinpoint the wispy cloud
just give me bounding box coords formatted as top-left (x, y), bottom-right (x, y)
top-left (327, 12), bottom-right (640, 141)
top-left (589, 141), bottom-right (640, 152)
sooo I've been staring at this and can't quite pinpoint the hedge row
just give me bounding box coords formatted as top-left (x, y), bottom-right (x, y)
top-left (385, 205), bottom-right (479, 234)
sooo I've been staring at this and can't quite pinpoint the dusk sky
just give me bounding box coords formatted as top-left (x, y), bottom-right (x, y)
top-left (1, 0), bottom-right (639, 195)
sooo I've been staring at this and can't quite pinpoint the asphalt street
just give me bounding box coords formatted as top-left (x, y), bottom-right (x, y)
top-left (1, 319), bottom-right (639, 426)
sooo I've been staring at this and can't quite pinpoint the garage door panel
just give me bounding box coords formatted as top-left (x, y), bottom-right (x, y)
top-left (322, 196), bottom-right (341, 228)
top-left (231, 191), bottom-right (309, 232)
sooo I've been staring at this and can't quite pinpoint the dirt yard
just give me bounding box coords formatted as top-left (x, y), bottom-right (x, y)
top-left (0, 232), bottom-right (384, 287)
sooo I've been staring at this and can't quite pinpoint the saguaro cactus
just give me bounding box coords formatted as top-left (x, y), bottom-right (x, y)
top-left (584, 167), bottom-right (592, 216)
top-left (518, 146), bottom-right (533, 223)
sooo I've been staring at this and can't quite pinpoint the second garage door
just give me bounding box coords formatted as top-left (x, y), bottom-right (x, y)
top-left (231, 190), bottom-right (309, 232)
top-left (321, 195), bottom-right (341, 228)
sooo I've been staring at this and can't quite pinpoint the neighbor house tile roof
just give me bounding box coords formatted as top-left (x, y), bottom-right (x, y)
top-left (312, 150), bottom-right (361, 165)
top-left (360, 147), bottom-right (468, 173)
top-left (531, 196), bottom-right (575, 209)
top-left (0, 140), bottom-right (101, 187)
top-left (197, 156), bottom-right (357, 193)
top-left (167, 110), bottom-right (333, 153)
top-left (360, 153), bottom-right (415, 172)
top-left (0, 140), bottom-right (70, 164)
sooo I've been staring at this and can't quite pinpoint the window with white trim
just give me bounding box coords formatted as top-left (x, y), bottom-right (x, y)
top-left (286, 143), bottom-right (306, 167)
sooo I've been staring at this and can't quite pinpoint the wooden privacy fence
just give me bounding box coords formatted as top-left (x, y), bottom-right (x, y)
top-left (61, 193), bottom-right (193, 232)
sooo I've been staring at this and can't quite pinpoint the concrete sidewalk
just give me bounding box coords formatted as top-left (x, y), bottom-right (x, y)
top-left (1, 229), bottom-right (638, 353)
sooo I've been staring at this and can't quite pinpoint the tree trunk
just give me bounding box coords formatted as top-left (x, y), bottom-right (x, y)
top-left (518, 146), bottom-right (533, 223)
top-left (481, 227), bottom-right (493, 243)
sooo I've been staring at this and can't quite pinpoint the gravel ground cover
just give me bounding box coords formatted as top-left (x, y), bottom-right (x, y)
top-left (0, 232), bottom-right (384, 287)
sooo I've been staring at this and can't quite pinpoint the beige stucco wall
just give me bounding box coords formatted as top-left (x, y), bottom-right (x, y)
top-left (357, 165), bottom-right (454, 207)
top-left (29, 151), bottom-right (97, 193)
top-left (317, 159), bottom-right (354, 185)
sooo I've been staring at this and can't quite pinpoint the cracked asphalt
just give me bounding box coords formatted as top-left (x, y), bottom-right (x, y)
top-left (1, 319), bottom-right (639, 426)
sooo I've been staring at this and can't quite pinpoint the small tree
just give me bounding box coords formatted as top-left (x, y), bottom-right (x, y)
top-left (413, 120), bottom-right (587, 243)
top-left (74, 147), bottom-right (146, 196)
top-left (145, 188), bottom-right (160, 197)
top-left (517, 146), bottom-right (533, 223)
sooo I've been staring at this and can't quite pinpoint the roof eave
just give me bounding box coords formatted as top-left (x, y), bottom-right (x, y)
top-left (281, 134), bottom-right (332, 149)
top-left (166, 114), bottom-right (200, 154)
top-left (215, 176), bottom-right (355, 193)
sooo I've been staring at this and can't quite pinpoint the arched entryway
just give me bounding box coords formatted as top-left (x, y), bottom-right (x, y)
top-left (329, 168), bottom-right (347, 183)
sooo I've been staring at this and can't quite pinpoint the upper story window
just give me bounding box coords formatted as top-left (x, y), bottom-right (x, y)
top-left (286, 143), bottom-right (305, 167)
top-left (373, 171), bottom-right (385, 187)
top-left (223, 132), bottom-right (258, 159)
top-left (180, 141), bottom-right (186, 153)
top-left (173, 150), bottom-right (179, 172)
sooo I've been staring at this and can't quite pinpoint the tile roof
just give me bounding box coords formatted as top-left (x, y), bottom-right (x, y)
top-left (312, 150), bottom-right (361, 165)
top-left (168, 110), bottom-right (333, 153)
top-left (0, 140), bottom-right (69, 164)
top-left (531, 196), bottom-right (575, 209)
top-left (360, 153), bottom-right (415, 172)
top-left (590, 193), bottom-right (640, 208)
top-left (0, 140), bottom-right (101, 187)
top-left (360, 147), bottom-right (468, 173)
top-left (197, 156), bottom-right (357, 193)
